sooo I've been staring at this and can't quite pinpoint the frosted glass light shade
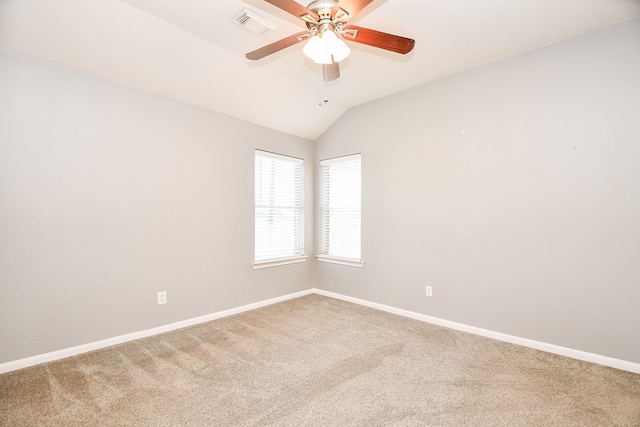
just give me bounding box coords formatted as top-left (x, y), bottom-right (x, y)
top-left (322, 30), bottom-right (351, 63)
top-left (303, 31), bottom-right (351, 64)
top-left (303, 35), bottom-right (328, 63)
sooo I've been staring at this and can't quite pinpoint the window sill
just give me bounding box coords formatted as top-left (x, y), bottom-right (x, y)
top-left (315, 255), bottom-right (364, 268)
top-left (253, 256), bottom-right (308, 270)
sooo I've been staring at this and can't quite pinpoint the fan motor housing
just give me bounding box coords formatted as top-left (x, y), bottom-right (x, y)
top-left (305, 0), bottom-right (346, 34)
top-left (307, 0), bottom-right (338, 19)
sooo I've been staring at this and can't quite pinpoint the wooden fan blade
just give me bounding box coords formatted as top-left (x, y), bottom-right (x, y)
top-left (323, 62), bottom-right (340, 81)
top-left (343, 25), bottom-right (415, 54)
top-left (246, 31), bottom-right (310, 60)
top-left (264, 0), bottom-right (319, 21)
top-left (331, 0), bottom-right (373, 20)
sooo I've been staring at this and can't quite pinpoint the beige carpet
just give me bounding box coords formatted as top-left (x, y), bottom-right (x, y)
top-left (1, 294), bottom-right (639, 426)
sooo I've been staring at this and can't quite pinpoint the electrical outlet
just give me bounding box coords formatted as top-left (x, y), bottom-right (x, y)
top-left (157, 291), bottom-right (167, 305)
top-left (425, 286), bottom-right (433, 297)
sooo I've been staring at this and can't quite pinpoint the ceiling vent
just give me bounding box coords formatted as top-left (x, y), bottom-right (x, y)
top-left (233, 9), bottom-right (277, 38)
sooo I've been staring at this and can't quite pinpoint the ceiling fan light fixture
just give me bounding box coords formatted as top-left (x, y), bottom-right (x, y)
top-left (303, 29), bottom-right (350, 64)
top-left (303, 35), bottom-right (330, 64)
top-left (322, 30), bottom-right (351, 62)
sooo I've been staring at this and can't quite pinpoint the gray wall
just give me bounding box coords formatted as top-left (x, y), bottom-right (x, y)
top-left (0, 53), bottom-right (314, 364)
top-left (315, 18), bottom-right (640, 363)
top-left (2, 18), bottom-right (639, 367)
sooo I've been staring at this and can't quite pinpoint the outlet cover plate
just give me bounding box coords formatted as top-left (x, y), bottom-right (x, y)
top-left (157, 291), bottom-right (167, 305)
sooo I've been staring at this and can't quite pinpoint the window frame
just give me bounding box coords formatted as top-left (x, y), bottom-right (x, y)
top-left (253, 149), bottom-right (307, 269)
top-left (317, 153), bottom-right (363, 268)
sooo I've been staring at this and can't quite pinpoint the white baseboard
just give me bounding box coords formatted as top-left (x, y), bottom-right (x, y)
top-left (313, 289), bottom-right (640, 374)
top-left (0, 289), bottom-right (314, 375)
top-left (2, 287), bottom-right (639, 375)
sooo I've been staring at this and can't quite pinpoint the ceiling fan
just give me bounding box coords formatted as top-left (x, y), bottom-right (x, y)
top-left (246, 0), bottom-right (415, 81)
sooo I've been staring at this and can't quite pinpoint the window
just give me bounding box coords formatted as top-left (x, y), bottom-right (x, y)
top-left (318, 154), bottom-right (362, 267)
top-left (254, 150), bottom-right (306, 268)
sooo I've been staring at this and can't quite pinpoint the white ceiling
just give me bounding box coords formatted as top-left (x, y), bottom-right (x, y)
top-left (1, 0), bottom-right (639, 140)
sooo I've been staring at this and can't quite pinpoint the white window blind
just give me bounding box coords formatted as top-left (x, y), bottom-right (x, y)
top-left (319, 154), bottom-right (361, 263)
top-left (254, 150), bottom-right (304, 264)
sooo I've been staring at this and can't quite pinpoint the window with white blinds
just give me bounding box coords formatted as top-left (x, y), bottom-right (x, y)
top-left (254, 150), bottom-right (305, 268)
top-left (318, 154), bottom-right (362, 266)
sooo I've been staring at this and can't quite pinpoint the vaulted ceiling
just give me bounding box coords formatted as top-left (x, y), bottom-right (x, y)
top-left (1, 0), bottom-right (639, 140)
